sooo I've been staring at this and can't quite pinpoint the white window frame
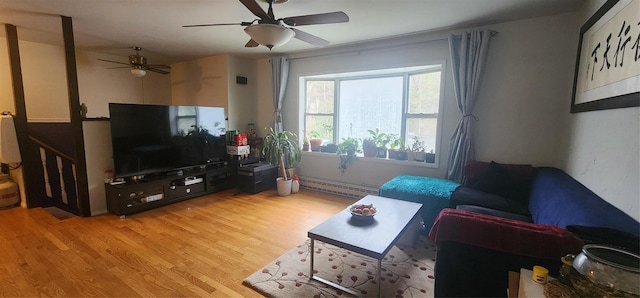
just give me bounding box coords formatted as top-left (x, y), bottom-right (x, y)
top-left (301, 63), bottom-right (446, 167)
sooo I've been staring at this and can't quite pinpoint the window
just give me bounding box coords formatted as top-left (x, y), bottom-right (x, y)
top-left (177, 106), bottom-right (197, 133)
top-left (303, 64), bottom-right (443, 157)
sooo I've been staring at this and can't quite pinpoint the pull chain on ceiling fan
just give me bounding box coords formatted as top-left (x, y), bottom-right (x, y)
top-left (98, 47), bottom-right (171, 77)
top-left (183, 0), bottom-right (349, 49)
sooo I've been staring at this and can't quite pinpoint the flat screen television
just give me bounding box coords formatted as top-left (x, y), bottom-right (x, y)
top-left (108, 103), bottom-right (227, 179)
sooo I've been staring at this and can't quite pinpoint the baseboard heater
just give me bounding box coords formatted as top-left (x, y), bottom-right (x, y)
top-left (299, 176), bottom-right (379, 199)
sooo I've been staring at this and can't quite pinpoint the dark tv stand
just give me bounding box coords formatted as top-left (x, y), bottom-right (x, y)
top-left (105, 164), bottom-right (232, 216)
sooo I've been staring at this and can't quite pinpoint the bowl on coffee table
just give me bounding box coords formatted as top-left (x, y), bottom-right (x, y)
top-left (349, 203), bottom-right (377, 221)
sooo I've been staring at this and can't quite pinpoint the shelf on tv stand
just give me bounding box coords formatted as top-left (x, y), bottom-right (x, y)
top-left (105, 165), bottom-right (233, 216)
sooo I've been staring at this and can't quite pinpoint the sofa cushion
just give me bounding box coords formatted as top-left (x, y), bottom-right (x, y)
top-left (450, 186), bottom-right (531, 216)
top-left (465, 161), bottom-right (533, 206)
top-left (456, 205), bottom-right (533, 223)
top-left (529, 167), bottom-right (639, 237)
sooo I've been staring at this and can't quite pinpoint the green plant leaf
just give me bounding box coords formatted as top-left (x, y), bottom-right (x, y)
top-left (260, 127), bottom-right (302, 169)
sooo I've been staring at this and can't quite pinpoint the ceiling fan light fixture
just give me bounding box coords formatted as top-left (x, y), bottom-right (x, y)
top-left (244, 23), bottom-right (294, 49)
top-left (130, 67), bottom-right (146, 77)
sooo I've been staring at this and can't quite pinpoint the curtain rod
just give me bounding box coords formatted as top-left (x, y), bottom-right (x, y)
top-left (288, 30), bottom-right (498, 61)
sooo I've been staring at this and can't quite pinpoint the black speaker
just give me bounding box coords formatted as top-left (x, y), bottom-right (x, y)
top-left (236, 76), bottom-right (248, 85)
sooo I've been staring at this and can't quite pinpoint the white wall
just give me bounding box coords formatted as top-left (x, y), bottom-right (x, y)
top-left (255, 13), bottom-right (584, 189)
top-left (559, 0), bottom-right (640, 221)
top-left (76, 51), bottom-right (172, 118)
top-left (474, 14), bottom-right (579, 166)
top-left (253, 5), bottom-right (639, 222)
top-left (227, 56), bottom-right (257, 132)
top-left (0, 36), bottom-right (172, 213)
top-left (0, 37), bottom-right (14, 113)
top-left (20, 41), bottom-right (70, 121)
top-left (279, 35), bottom-right (457, 185)
top-left (171, 54), bottom-right (258, 133)
top-left (83, 121), bottom-right (113, 215)
top-left (4, 40), bottom-right (172, 121)
top-left (171, 54), bottom-right (229, 108)
top-left (255, 58), bottom-right (274, 137)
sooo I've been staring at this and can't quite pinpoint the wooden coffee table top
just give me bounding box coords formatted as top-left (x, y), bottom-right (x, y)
top-left (308, 195), bottom-right (423, 259)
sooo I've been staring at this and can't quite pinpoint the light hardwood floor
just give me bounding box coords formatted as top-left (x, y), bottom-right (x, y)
top-left (0, 188), bottom-right (356, 297)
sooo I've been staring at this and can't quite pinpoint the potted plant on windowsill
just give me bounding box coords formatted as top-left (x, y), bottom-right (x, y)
top-left (261, 127), bottom-right (302, 196)
top-left (425, 149), bottom-right (436, 163)
top-left (362, 138), bottom-right (377, 157)
top-left (395, 146), bottom-right (408, 160)
top-left (337, 137), bottom-right (361, 174)
top-left (309, 130), bottom-right (323, 152)
top-left (302, 134), bottom-right (310, 152)
top-left (385, 134), bottom-right (403, 159)
top-left (367, 128), bottom-right (388, 158)
top-left (321, 143), bottom-right (338, 153)
top-left (410, 136), bottom-right (426, 162)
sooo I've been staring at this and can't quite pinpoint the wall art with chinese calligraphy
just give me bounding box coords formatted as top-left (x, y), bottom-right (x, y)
top-left (571, 0), bottom-right (640, 113)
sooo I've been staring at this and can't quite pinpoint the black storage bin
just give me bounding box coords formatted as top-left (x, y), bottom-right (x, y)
top-left (237, 163), bottom-right (277, 194)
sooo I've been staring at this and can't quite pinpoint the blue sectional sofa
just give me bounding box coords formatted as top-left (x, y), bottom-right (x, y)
top-left (428, 161), bottom-right (639, 297)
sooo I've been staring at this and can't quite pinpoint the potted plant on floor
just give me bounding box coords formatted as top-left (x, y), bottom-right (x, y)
top-left (261, 127), bottom-right (302, 196)
top-left (337, 137), bottom-right (361, 174)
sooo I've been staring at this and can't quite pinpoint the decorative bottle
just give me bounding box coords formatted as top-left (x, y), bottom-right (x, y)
top-left (291, 175), bottom-right (300, 193)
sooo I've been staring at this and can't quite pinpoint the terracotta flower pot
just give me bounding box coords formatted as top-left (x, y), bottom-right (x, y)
top-left (310, 139), bottom-right (323, 152)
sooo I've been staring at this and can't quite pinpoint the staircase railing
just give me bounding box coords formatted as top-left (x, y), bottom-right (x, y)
top-left (29, 136), bottom-right (80, 215)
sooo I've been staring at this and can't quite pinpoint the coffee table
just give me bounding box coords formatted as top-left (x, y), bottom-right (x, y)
top-left (307, 195), bottom-right (423, 297)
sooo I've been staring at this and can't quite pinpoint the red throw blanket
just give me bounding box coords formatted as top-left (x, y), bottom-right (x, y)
top-left (429, 208), bottom-right (583, 261)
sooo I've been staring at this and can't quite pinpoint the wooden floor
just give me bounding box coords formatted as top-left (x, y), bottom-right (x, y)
top-left (0, 188), bottom-right (356, 297)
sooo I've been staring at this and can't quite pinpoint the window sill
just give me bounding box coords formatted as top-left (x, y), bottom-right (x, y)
top-left (301, 151), bottom-right (439, 168)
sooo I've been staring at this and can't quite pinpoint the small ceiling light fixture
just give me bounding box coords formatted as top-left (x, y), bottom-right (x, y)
top-left (130, 67), bottom-right (146, 77)
top-left (244, 23), bottom-right (295, 49)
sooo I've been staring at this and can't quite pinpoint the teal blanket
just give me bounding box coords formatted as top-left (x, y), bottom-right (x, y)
top-left (379, 175), bottom-right (461, 229)
top-left (381, 175), bottom-right (460, 199)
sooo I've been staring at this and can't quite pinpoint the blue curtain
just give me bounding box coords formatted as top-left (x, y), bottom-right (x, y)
top-left (270, 56), bottom-right (289, 132)
top-left (446, 29), bottom-right (493, 182)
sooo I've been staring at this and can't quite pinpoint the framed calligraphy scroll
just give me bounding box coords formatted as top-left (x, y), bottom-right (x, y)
top-left (571, 0), bottom-right (640, 113)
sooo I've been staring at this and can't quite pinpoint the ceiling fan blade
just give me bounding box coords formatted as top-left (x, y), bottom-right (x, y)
top-left (147, 64), bottom-right (171, 69)
top-left (97, 58), bottom-right (129, 66)
top-left (292, 28), bottom-right (330, 47)
top-left (283, 11), bottom-right (349, 26)
top-left (106, 66), bottom-right (132, 69)
top-left (183, 22), bottom-right (244, 28)
top-left (239, 0), bottom-right (271, 20)
top-left (245, 39), bottom-right (259, 47)
top-left (145, 67), bottom-right (170, 75)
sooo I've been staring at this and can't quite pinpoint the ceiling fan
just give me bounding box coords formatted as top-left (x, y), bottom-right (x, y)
top-left (97, 47), bottom-right (171, 77)
top-left (183, 0), bottom-right (349, 49)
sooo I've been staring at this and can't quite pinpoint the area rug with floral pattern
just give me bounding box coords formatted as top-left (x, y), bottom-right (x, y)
top-left (243, 235), bottom-right (436, 297)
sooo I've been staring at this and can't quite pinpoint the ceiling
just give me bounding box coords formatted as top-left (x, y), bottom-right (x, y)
top-left (0, 0), bottom-right (583, 64)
